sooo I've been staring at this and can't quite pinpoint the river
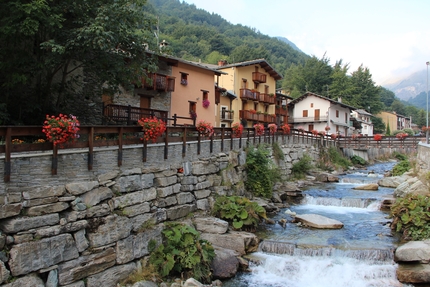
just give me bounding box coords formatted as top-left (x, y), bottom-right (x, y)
top-left (223, 161), bottom-right (413, 287)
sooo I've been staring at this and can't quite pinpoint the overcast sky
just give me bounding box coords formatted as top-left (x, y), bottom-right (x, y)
top-left (182, 0), bottom-right (430, 85)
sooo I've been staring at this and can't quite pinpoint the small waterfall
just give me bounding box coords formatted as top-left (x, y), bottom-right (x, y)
top-left (259, 240), bottom-right (394, 262)
top-left (302, 195), bottom-right (377, 208)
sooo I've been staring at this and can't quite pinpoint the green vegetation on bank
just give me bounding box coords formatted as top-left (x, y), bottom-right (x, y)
top-left (212, 196), bottom-right (267, 231)
top-left (148, 222), bottom-right (215, 283)
top-left (391, 194), bottom-right (430, 241)
top-left (245, 145), bottom-right (281, 198)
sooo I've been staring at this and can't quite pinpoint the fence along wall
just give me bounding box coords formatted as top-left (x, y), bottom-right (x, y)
top-left (0, 136), bottom-right (321, 287)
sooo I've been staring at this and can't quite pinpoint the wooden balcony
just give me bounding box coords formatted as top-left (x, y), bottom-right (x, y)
top-left (276, 106), bottom-right (288, 116)
top-left (103, 104), bottom-right (168, 125)
top-left (143, 73), bottom-right (175, 92)
top-left (239, 89), bottom-right (259, 101)
top-left (240, 110), bottom-right (257, 121)
top-left (252, 72), bottom-right (267, 83)
top-left (220, 110), bottom-right (234, 122)
top-left (259, 93), bottom-right (276, 105)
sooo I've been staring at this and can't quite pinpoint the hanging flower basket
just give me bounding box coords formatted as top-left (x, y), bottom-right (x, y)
top-left (325, 126), bottom-right (331, 131)
top-left (268, 123), bottom-right (277, 135)
top-left (196, 120), bottom-right (214, 137)
top-left (202, 99), bottom-right (210, 108)
top-left (422, 126), bottom-right (429, 132)
top-left (42, 114), bottom-right (80, 146)
top-left (138, 116), bottom-right (166, 143)
top-left (232, 122), bottom-right (244, 138)
top-left (254, 123), bottom-right (264, 136)
top-left (373, 134), bottom-right (382, 141)
top-left (281, 124), bottom-right (290, 134)
top-left (396, 133), bottom-right (408, 140)
top-left (297, 126), bottom-right (305, 133)
top-left (311, 129), bottom-right (318, 136)
top-left (330, 133), bottom-right (337, 139)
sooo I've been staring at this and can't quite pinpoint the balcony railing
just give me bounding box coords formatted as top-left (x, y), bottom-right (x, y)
top-left (252, 72), bottom-right (267, 83)
top-left (143, 73), bottom-right (175, 92)
top-left (258, 93), bottom-right (276, 105)
top-left (275, 107), bottom-right (288, 116)
top-left (288, 116), bottom-right (328, 123)
top-left (239, 110), bottom-right (276, 123)
top-left (239, 89), bottom-right (259, 101)
top-left (220, 110), bottom-right (234, 121)
top-left (103, 104), bottom-right (169, 125)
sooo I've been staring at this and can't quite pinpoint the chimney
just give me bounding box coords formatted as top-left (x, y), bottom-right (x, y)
top-left (337, 97), bottom-right (342, 103)
top-left (218, 60), bottom-right (227, 66)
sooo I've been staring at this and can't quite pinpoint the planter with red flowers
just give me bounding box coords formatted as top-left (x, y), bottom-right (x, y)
top-left (202, 99), bottom-right (210, 108)
top-left (253, 123), bottom-right (264, 136)
top-left (373, 134), bottom-right (383, 141)
top-left (196, 120), bottom-right (214, 137)
top-left (281, 124), bottom-right (290, 135)
top-left (396, 133), bottom-right (408, 140)
top-left (42, 114), bottom-right (80, 146)
top-left (232, 122), bottom-right (244, 138)
top-left (138, 116), bottom-right (167, 143)
top-left (311, 129), bottom-right (319, 136)
top-left (268, 123), bottom-right (277, 135)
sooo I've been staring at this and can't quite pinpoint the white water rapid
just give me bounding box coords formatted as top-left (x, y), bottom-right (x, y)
top-left (223, 162), bottom-right (414, 287)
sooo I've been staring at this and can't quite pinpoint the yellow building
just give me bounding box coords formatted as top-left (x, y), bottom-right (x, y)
top-left (209, 59), bottom-right (283, 128)
top-left (375, 111), bottom-right (411, 133)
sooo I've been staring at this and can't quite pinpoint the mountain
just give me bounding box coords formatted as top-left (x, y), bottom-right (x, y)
top-left (383, 70), bottom-right (428, 101)
top-left (276, 36), bottom-right (303, 53)
top-left (147, 0), bottom-right (310, 78)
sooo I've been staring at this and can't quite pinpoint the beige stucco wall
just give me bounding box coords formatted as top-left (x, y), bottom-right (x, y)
top-left (171, 63), bottom-right (217, 125)
top-left (376, 111), bottom-right (397, 133)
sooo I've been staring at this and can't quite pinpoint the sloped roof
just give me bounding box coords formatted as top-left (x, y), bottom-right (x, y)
top-left (214, 59), bottom-right (283, 80)
top-left (157, 54), bottom-right (226, 76)
top-left (289, 92), bottom-right (357, 110)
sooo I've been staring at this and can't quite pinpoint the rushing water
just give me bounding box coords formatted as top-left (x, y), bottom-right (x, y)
top-left (223, 161), bottom-right (413, 287)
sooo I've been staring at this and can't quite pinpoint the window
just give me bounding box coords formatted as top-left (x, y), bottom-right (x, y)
top-left (336, 110), bottom-right (339, 118)
top-left (310, 103), bottom-right (314, 108)
top-left (189, 102), bottom-right (197, 119)
top-left (303, 110), bottom-right (308, 117)
top-left (202, 90), bottom-right (209, 108)
top-left (241, 79), bottom-right (247, 89)
top-left (345, 112), bottom-right (348, 123)
top-left (308, 124), bottom-right (314, 131)
top-left (180, 72), bottom-right (188, 85)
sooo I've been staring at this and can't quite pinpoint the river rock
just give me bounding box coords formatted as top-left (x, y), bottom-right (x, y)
top-left (200, 231), bottom-right (259, 255)
top-left (396, 262), bottom-right (430, 284)
top-left (293, 214), bottom-right (344, 229)
top-left (193, 217), bottom-right (228, 234)
top-left (211, 246), bottom-right (239, 279)
top-left (352, 183), bottom-right (379, 190)
top-left (378, 176), bottom-right (402, 187)
top-left (395, 240), bottom-right (430, 263)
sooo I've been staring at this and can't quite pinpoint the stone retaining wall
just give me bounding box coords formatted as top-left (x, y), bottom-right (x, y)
top-left (0, 137), bottom-right (320, 286)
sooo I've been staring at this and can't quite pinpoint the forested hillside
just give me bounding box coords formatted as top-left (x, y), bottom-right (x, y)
top-left (146, 0), bottom-right (309, 75)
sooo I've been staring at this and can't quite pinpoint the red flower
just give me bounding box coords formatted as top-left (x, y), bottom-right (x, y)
top-left (373, 134), bottom-right (382, 141)
top-left (281, 124), bottom-right (290, 134)
top-left (196, 120), bottom-right (214, 137)
top-left (232, 122), bottom-right (244, 138)
top-left (42, 114), bottom-right (80, 146)
top-left (253, 123), bottom-right (264, 136)
top-left (268, 123), bottom-right (277, 135)
top-left (138, 116), bottom-right (166, 143)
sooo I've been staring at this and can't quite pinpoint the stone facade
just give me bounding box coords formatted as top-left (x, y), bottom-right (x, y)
top-left (0, 137), bottom-right (320, 286)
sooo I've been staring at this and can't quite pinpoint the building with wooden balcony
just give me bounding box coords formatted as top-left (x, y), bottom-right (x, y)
top-left (375, 111), bottom-right (411, 133)
top-left (288, 92), bottom-right (356, 136)
top-left (102, 53), bottom-right (224, 126)
top-left (208, 59), bottom-right (283, 128)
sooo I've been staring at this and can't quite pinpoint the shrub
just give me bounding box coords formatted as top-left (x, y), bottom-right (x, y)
top-left (392, 151), bottom-right (408, 161)
top-left (291, 154), bottom-right (313, 179)
top-left (350, 155), bottom-right (367, 166)
top-left (245, 145), bottom-right (280, 198)
top-left (212, 196), bottom-right (267, 231)
top-left (317, 147), bottom-right (351, 171)
top-left (272, 142), bottom-right (284, 162)
top-left (149, 222), bottom-right (215, 283)
top-left (392, 160), bottom-right (411, 176)
top-left (390, 193), bottom-right (430, 241)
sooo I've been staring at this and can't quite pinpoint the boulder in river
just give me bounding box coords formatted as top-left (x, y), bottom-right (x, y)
top-left (293, 214), bottom-right (344, 229)
top-left (352, 183), bottom-right (379, 190)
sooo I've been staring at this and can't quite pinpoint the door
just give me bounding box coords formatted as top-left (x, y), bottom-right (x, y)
top-left (314, 109), bottom-right (320, 121)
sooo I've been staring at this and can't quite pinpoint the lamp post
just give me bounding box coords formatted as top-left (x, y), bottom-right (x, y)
top-left (427, 61), bottom-right (429, 144)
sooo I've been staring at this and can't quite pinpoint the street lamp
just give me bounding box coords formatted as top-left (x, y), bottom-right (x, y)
top-left (427, 61), bottom-right (429, 144)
